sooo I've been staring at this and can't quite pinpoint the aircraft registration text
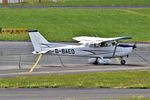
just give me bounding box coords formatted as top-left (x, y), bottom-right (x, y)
top-left (55, 49), bottom-right (75, 54)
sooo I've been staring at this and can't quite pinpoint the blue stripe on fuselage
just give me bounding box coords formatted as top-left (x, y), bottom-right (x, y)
top-left (118, 44), bottom-right (133, 48)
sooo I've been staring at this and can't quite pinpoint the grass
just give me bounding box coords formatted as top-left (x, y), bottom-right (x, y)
top-left (0, 71), bottom-right (150, 88)
top-left (8, 0), bottom-right (150, 6)
top-left (120, 96), bottom-right (149, 100)
top-left (0, 8), bottom-right (150, 42)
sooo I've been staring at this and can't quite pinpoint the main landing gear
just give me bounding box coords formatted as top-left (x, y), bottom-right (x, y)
top-left (92, 57), bottom-right (126, 65)
top-left (93, 58), bottom-right (99, 65)
top-left (92, 57), bottom-right (111, 65)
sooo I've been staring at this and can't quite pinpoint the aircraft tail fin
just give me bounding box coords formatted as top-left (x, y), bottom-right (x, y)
top-left (28, 30), bottom-right (49, 54)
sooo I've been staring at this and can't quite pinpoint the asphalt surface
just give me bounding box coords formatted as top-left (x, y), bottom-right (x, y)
top-left (0, 42), bottom-right (149, 99)
top-left (0, 42), bottom-right (149, 77)
top-left (0, 5), bottom-right (149, 100)
top-left (0, 88), bottom-right (150, 100)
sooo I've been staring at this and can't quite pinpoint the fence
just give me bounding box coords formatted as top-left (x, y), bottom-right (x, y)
top-left (0, 0), bottom-right (63, 7)
top-left (0, 0), bottom-right (62, 4)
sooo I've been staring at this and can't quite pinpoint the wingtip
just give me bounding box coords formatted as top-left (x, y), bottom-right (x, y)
top-left (125, 36), bottom-right (132, 39)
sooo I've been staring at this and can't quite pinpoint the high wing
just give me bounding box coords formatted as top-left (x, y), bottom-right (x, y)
top-left (73, 36), bottom-right (132, 44)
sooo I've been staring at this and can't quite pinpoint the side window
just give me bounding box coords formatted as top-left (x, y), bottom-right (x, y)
top-left (94, 44), bottom-right (99, 48)
top-left (112, 42), bottom-right (116, 46)
top-left (89, 44), bottom-right (94, 47)
top-left (100, 42), bottom-right (107, 47)
top-left (89, 43), bottom-right (112, 48)
top-left (100, 42), bottom-right (110, 47)
top-left (89, 44), bottom-right (99, 48)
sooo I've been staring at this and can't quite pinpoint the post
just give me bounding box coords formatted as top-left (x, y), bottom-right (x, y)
top-left (0, 27), bottom-right (2, 33)
top-left (18, 55), bottom-right (21, 70)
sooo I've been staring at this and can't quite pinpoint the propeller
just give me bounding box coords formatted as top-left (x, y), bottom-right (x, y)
top-left (132, 42), bottom-right (137, 49)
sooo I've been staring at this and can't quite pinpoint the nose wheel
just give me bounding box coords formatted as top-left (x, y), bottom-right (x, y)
top-left (120, 59), bottom-right (126, 65)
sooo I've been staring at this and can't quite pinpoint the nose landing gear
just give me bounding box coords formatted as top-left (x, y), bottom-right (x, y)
top-left (120, 59), bottom-right (126, 65)
top-left (120, 57), bottom-right (126, 65)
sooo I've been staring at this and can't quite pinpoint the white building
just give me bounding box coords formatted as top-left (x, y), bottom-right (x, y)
top-left (0, 0), bottom-right (24, 3)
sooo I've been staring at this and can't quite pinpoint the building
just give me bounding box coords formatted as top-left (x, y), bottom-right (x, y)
top-left (0, 0), bottom-right (24, 3)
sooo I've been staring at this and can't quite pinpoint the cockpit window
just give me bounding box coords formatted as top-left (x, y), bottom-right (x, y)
top-left (100, 42), bottom-right (107, 47)
top-left (112, 42), bottom-right (116, 46)
top-left (89, 42), bottom-right (112, 48)
top-left (89, 44), bottom-right (98, 48)
top-left (100, 42), bottom-right (112, 47)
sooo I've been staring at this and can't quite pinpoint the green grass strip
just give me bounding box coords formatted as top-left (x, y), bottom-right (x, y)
top-left (8, 0), bottom-right (150, 6)
top-left (0, 71), bottom-right (150, 88)
top-left (0, 8), bottom-right (150, 42)
top-left (120, 96), bottom-right (149, 100)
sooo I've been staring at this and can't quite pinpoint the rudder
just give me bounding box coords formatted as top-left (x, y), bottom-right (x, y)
top-left (28, 30), bottom-right (49, 54)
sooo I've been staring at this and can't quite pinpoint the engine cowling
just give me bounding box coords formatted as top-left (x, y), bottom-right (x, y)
top-left (88, 58), bottom-right (111, 65)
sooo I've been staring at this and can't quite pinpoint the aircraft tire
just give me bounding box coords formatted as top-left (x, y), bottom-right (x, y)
top-left (120, 60), bottom-right (126, 65)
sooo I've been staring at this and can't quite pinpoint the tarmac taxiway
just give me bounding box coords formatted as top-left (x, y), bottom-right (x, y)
top-left (0, 42), bottom-right (149, 99)
top-left (0, 42), bottom-right (149, 77)
top-left (0, 88), bottom-right (150, 100)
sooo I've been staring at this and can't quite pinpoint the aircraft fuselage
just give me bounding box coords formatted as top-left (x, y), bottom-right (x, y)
top-left (47, 44), bottom-right (133, 58)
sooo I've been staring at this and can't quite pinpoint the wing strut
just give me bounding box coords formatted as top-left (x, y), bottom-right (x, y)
top-left (57, 55), bottom-right (65, 67)
top-left (112, 41), bottom-right (118, 57)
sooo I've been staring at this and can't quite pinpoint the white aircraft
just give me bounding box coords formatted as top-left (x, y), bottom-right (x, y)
top-left (28, 30), bottom-right (136, 65)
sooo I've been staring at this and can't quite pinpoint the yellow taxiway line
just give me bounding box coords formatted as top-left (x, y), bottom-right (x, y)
top-left (29, 54), bottom-right (42, 73)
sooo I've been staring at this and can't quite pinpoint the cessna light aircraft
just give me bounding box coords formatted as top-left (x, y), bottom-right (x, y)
top-left (29, 30), bottom-right (136, 65)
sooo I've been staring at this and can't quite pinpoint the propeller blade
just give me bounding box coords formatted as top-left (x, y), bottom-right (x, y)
top-left (133, 43), bottom-right (137, 49)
